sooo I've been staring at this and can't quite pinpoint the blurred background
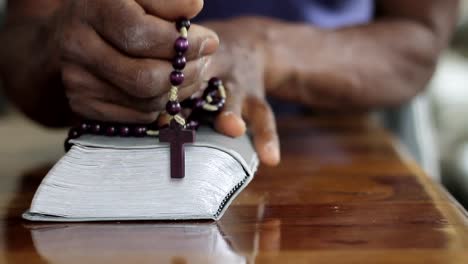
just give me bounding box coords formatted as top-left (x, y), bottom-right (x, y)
top-left (429, 1), bottom-right (468, 208)
top-left (0, 0), bottom-right (468, 208)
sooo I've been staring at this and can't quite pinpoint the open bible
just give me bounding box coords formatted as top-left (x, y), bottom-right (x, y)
top-left (23, 127), bottom-right (258, 221)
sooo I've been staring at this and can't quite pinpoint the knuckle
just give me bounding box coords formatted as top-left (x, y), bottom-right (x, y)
top-left (61, 66), bottom-right (83, 88)
top-left (60, 32), bottom-right (79, 60)
top-left (132, 69), bottom-right (161, 98)
top-left (120, 25), bottom-right (151, 54)
top-left (60, 24), bottom-right (90, 61)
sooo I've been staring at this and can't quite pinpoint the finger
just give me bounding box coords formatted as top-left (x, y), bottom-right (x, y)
top-left (63, 63), bottom-right (206, 114)
top-left (69, 97), bottom-right (159, 124)
top-left (214, 82), bottom-right (247, 137)
top-left (62, 63), bottom-right (160, 113)
top-left (136, 0), bottom-right (204, 20)
top-left (245, 97), bottom-right (281, 166)
top-left (88, 0), bottom-right (218, 60)
top-left (151, 79), bottom-right (206, 112)
top-left (61, 24), bottom-right (209, 99)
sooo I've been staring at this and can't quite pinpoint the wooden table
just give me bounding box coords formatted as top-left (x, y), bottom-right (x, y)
top-left (0, 113), bottom-right (467, 264)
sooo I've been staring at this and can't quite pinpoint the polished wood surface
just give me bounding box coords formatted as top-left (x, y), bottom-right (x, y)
top-left (0, 113), bottom-right (467, 264)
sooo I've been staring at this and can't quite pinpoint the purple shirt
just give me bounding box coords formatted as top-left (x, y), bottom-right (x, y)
top-left (197, 0), bottom-right (374, 28)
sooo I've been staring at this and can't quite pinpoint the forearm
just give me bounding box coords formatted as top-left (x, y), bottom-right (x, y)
top-left (0, 2), bottom-right (71, 127)
top-left (257, 1), bottom-right (458, 108)
top-left (262, 20), bottom-right (440, 108)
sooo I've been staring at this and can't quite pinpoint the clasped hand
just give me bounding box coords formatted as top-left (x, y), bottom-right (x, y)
top-left (57, 0), bottom-right (280, 165)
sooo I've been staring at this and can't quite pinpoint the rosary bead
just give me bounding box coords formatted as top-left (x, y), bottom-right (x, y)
top-left (203, 86), bottom-right (218, 98)
top-left (174, 37), bottom-right (189, 54)
top-left (208, 77), bottom-right (222, 88)
top-left (133, 126), bottom-right (147, 137)
top-left (215, 98), bottom-right (226, 109)
top-left (166, 101), bottom-right (182, 115)
top-left (79, 122), bottom-right (90, 133)
top-left (170, 71), bottom-right (185, 86)
top-left (106, 126), bottom-right (117, 136)
top-left (176, 18), bottom-right (191, 31)
top-left (68, 128), bottom-right (80, 139)
top-left (91, 124), bottom-right (102, 134)
top-left (193, 98), bottom-right (205, 109)
top-left (172, 56), bottom-right (187, 70)
top-left (186, 120), bottom-right (200, 130)
top-left (119, 126), bottom-right (130, 137)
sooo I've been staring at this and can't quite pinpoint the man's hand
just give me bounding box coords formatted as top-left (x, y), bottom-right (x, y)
top-left (58, 0), bottom-right (218, 123)
top-left (203, 19), bottom-right (280, 166)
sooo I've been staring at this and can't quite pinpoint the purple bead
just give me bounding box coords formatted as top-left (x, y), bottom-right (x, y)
top-left (68, 128), bottom-right (80, 139)
top-left (172, 56), bottom-right (186, 70)
top-left (119, 126), bottom-right (130, 137)
top-left (170, 71), bottom-right (185, 86)
top-left (91, 124), bottom-right (102, 134)
top-left (133, 126), bottom-right (147, 137)
top-left (193, 98), bottom-right (205, 109)
top-left (186, 120), bottom-right (200, 130)
top-left (174, 37), bottom-right (189, 54)
top-left (203, 86), bottom-right (219, 98)
top-left (106, 126), bottom-right (116, 136)
top-left (79, 122), bottom-right (90, 133)
top-left (166, 101), bottom-right (182, 115)
top-left (176, 18), bottom-right (191, 31)
top-left (208, 77), bottom-right (222, 88)
top-left (214, 98), bottom-right (226, 109)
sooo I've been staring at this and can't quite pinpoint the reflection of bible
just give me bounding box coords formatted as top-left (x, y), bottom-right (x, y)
top-left (23, 128), bottom-right (258, 221)
top-left (27, 223), bottom-right (246, 264)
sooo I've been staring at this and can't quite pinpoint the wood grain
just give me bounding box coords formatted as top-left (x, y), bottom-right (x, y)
top-left (0, 113), bottom-right (467, 264)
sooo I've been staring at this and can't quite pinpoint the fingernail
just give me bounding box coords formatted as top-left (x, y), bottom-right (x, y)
top-left (264, 141), bottom-right (280, 164)
top-left (224, 111), bottom-right (246, 126)
top-left (199, 36), bottom-right (219, 57)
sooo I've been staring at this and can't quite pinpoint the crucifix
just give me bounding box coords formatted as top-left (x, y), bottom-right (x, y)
top-left (159, 120), bottom-right (195, 179)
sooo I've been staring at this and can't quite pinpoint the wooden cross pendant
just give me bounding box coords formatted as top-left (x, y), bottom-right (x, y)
top-left (159, 120), bottom-right (195, 179)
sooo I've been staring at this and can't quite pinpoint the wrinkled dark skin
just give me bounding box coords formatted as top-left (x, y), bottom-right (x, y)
top-left (0, 0), bottom-right (459, 166)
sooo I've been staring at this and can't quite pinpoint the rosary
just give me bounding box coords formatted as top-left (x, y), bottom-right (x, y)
top-left (65, 18), bottom-right (226, 179)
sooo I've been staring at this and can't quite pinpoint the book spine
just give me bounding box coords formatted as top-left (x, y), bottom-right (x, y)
top-left (214, 174), bottom-right (251, 218)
